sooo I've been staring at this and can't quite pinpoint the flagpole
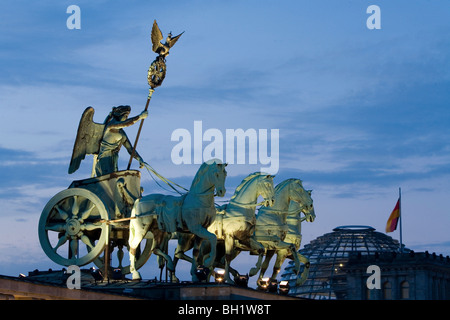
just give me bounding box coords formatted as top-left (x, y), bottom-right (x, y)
top-left (399, 187), bottom-right (403, 253)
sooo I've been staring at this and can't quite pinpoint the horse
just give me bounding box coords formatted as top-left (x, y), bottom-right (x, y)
top-left (251, 178), bottom-right (315, 286)
top-left (258, 192), bottom-right (315, 286)
top-left (127, 159), bottom-right (227, 281)
top-left (172, 172), bottom-right (275, 283)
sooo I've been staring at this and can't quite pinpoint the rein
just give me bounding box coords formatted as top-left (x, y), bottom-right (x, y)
top-left (260, 206), bottom-right (306, 216)
top-left (229, 199), bottom-right (267, 209)
top-left (142, 162), bottom-right (222, 198)
top-left (142, 162), bottom-right (188, 195)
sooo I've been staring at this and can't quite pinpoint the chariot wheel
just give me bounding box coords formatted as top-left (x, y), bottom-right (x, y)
top-left (38, 188), bottom-right (109, 266)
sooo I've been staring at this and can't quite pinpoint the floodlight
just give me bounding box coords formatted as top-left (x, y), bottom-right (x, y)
top-left (90, 267), bottom-right (103, 282)
top-left (268, 279), bottom-right (278, 293)
top-left (278, 280), bottom-right (290, 295)
top-left (234, 274), bottom-right (249, 288)
top-left (257, 277), bottom-right (270, 291)
top-left (112, 268), bottom-right (123, 280)
top-left (195, 265), bottom-right (210, 282)
top-left (215, 269), bottom-right (225, 283)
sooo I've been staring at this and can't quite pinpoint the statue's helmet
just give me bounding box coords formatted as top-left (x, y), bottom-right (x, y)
top-left (112, 105), bottom-right (131, 118)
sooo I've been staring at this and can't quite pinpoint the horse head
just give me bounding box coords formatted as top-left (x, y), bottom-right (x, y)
top-left (258, 174), bottom-right (276, 207)
top-left (207, 159), bottom-right (227, 197)
top-left (289, 180), bottom-right (315, 222)
top-left (304, 190), bottom-right (315, 222)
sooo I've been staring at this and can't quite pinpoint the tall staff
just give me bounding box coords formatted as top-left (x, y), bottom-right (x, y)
top-left (398, 187), bottom-right (403, 253)
top-left (127, 20), bottom-right (183, 170)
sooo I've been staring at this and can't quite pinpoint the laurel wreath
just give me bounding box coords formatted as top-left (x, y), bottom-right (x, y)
top-left (147, 56), bottom-right (166, 89)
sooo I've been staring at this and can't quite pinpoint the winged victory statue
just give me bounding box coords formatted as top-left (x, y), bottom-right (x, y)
top-left (68, 106), bottom-right (148, 176)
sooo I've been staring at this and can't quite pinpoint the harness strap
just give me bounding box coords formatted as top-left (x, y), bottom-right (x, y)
top-left (142, 162), bottom-right (188, 195)
top-left (259, 206), bottom-right (304, 215)
top-left (229, 199), bottom-right (266, 209)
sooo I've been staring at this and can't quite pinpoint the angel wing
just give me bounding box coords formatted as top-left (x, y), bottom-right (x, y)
top-left (68, 107), bottom-right (105, 174)
top-left (151, 20), bottom-right (164, 53)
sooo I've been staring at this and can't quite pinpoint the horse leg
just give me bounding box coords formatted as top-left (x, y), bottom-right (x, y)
top-left (190, 236), bottom-right (202, 281)
top-left (128, 217), bottom-right (152, 280)
top-left (271, 249), bottom-right (288, 281)
top-left (153, 247), bottom-right (179, 283)
top-left (257, 250), bottom-right (274, 286)
top-left (174, 233), bottom-right (195, 266)
top-left (209, 248), bottom-right (240, 279)
top-left (224, 234), bottom-right (235, 284)
top-left (250, 253), bottom-right (265, 277)
top-left (151, 230), bottom-right (178, 283)
top-left (248, 237), bottom-right (266, 277)
top-left (191, 226), bottom-right (217, 270)
top-left (157, 236), bottom-right (167, 281)
top-left (227, 250), bottom-right (241, 278)
top-left (288, 243), bottom-right (301, 275)
top-left (275, 241), bottom-right (301, 275)
top-left (295, 253), bottom-right (310, 286)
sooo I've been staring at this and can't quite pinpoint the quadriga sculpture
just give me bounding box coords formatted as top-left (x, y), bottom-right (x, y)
top-left (128, 159), bottom-right (227, 281)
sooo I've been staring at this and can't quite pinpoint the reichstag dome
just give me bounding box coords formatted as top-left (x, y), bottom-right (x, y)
top-left (282, 225), bottom-right (450, 300)
top-left (281, 225), bottom-right (402, 299)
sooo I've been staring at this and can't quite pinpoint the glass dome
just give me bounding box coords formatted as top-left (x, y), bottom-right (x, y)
top-left (281, 225), bottom-right (402, 299)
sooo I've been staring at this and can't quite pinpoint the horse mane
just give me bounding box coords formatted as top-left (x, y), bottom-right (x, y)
top-left (230, 172), bottom-right (263, 200)
top-left (190, 162), bottom-right (210, 189)
top-left (189, 159), bottom-right (223, 190)
top-left (274, 178), bottom-right (302, 194)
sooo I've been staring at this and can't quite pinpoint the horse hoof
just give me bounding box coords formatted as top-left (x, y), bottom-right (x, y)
top-left (296, 277), bottom-right (307, 286)
top-left (249, 267), bottom-right (259, 277)
top-left (131, 271), bottom-right (142, 281)
top-left (296, 272), bottom-right (309, 286)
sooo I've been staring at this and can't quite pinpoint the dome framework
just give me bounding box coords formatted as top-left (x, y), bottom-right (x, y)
top-left (282, 225), bottom-right (401, 299)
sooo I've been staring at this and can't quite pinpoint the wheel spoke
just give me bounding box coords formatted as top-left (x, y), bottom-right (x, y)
top-left (80, 234), bottom-right (95, 250)
top-left (45, 223), bottom-right (66, 233)
top-left (71, 195), bottom-right (80, 217)
top-left (80, 202), bottom-right (95, 221)
top-left (82, 222), bottom-right (102, 231)
top-left (54, 234), bottom-right (69, 252)
top-left (70, 238), bottom-right (79, 259)
top-left (55, 205), bottom-right (69, 221)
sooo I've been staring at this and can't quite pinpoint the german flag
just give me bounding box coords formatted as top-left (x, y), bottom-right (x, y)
top-left (385, 199), bottom-right (400, 233)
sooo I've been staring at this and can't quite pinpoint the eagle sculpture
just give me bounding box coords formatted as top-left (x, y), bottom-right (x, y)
top-left (151, 20), bottom-right (184, 59)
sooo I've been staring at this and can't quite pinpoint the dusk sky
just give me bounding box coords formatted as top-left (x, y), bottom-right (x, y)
top-left (0, 1), bottom-right (449, 286)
